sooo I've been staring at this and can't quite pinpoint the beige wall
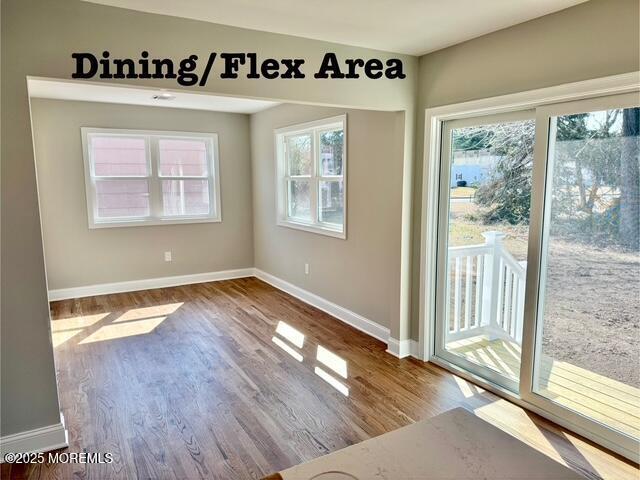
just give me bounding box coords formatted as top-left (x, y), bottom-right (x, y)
top-left (251, 104), bottom-right (404, 329)
top-left (32, 98), bottom-right (403, 330)
top-left (410, 0), bottom-right (640, 340)
top-left (32, 98), bottom-right (404, 330)
top-left (1, 0), bottom-right (415, 438)
top-left (30, 99), bottom-right (253, 290)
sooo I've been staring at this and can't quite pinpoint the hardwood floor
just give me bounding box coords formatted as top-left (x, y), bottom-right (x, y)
top-left (3, 277), bottom-right (637, 479)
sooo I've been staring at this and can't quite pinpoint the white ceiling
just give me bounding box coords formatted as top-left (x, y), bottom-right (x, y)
top-left (82, 0), bottom-right (587, 55)
top-left (27, 78), bottom-right (279, 114)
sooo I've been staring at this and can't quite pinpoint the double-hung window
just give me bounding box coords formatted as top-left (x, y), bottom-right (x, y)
top-left (81, 128), bottom-right (221, 228)
top-left (275, 115), bottom-right (347, 238)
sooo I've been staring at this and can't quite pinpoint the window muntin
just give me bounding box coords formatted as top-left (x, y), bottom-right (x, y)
top-left (82, 128), bottom-right (220, 228)
top-left (276, 115), bottom-right (346, 238)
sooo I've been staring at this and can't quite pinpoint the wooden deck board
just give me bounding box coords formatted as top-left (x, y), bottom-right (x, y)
top-left (447, 335), bottom-right (640, 439)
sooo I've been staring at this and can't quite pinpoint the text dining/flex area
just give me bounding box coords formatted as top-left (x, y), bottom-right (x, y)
top-left (1, 0), bottom-right (639, 479)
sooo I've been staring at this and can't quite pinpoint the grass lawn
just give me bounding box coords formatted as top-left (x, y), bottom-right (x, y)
top-left (447, 196), bottom-right (529, 260)
top-left (450, 186), bottom-right (477, 199)
top-left (448, 221), bottom-right (529, 260)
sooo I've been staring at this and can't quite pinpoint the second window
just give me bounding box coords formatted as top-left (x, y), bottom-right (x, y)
top-left (275, 115), bottom-right (347, 238)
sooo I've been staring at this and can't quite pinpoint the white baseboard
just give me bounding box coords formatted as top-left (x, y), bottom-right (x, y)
top-left (48, 268), bottom-right (255, 301)
top-left (48, 267), bottom-right (424, 359)
top-left (0, 413), bottom-right (68, 460)
top-left (253, 269), bottom-right (390, 344)
top-left (386, 338), bottom-right (421, 359)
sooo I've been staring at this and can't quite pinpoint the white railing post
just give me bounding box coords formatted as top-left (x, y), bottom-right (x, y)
top-left (515, 260), bottom-right (527, 343)
top-left (481, 231), bottom-right (506, 340)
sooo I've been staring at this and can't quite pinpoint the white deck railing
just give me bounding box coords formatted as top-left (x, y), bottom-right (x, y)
top-left (446, 231), bottom-right (526, 345)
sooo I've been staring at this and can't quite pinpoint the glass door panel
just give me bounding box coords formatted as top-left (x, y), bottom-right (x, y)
top-left (531, 102), bottom-right (640, 441)
top-left (435, 111), bottom-right (535, 391)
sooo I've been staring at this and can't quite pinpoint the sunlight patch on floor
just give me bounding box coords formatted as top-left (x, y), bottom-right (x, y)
top-left (317, 345), bottom-right (347, 379)
top-left (272, 336), bottom-right (303, 362)
top-left (453, 375), bottom-right (477, 398)
top-left (52, 329), bottom-right (84, 348)
top-left (79, 317), bottom-right (166, 344)
top-left (315, 366), bottom-right (349, 396)
top-left (51, 312), bottom-right (110, 332)
top-left (114, 303), bottom-right (183, 322)
top-left (275, 320), bottom-right (305, 348)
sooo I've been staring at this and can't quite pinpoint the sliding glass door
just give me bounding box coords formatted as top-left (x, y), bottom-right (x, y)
top-left (434, 111), bottom-right (535, 392)
top-left (521, 92), bottom-right (640, 457)
top-left (432, 92), bottom-right (639, 459)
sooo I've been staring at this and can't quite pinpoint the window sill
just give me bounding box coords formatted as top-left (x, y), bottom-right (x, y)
top-left (89, 215), bottom-right (222, 229)
top-left (277, 219), bottom-right (346, 239)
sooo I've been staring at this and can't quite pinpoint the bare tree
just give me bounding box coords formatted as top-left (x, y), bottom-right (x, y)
top-left (620, 107), bottom-right (640, 250)
top-left (456, 121), bottom-right (535, 224)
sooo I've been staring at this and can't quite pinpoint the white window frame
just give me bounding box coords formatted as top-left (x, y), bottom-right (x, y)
top-left (275, 114), bottom-right (347, 239)
top-left (81, 128), bottom-right (221, 229)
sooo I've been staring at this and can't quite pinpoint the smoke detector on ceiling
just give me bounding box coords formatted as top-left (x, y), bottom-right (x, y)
top-left (152, 92), bottom-right (176, 101)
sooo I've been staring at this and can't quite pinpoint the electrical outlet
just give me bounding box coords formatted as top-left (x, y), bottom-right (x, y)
top-left (304, 263), bottom-right (309, 275)
top-left (164, 251), bottom-right (172, 262)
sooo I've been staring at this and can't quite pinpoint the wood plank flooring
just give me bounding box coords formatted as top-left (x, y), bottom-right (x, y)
top-left (2, 277), bottom-right (638, 479)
